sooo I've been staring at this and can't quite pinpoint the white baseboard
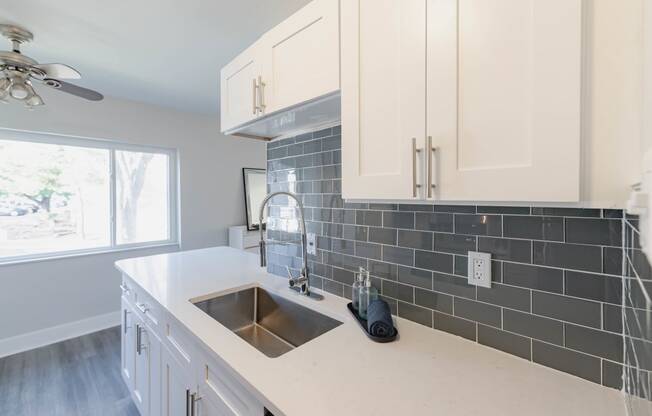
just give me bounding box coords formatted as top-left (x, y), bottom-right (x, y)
top-left (0, 311), bottom-right (121, 358)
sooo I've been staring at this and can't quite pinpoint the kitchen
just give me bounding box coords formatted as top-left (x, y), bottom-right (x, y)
top-left (0, 0), bottom-right (650, 415)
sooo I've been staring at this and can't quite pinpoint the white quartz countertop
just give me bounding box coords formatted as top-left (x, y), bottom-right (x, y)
top-left (116, 247), bottom-right (626, 416)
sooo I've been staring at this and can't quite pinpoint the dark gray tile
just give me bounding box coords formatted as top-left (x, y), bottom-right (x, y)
top-left (332, 209), bottom-right (356, 224)
top-left (415, 251), bottom-right (454, 274)
top-left (303, 139), bottom-right (322, 154)
top-left (313, 151), bottom-right (333, 166)
top-left (603, 247), bottom-right (623, 276)
top-left (415, 213), bottom-right (454, 232)
top-left (434, 205), bottom-right (476, 214)
top-left (478, 237), bottom-right (532, 263)
top-left (564, 271), bottom-right (622, 305)
top-left (621, 307), bottom-right (652, 342)
top-left (356, 210), bottom-right (382, 226)
top-left (323, 194), bottom-right (344, 209)
top-left (379, 296), bottom-right (398, 315)
top-left (433, 233), bottom-right (476, 255)
top-left (323, 252), bottom-right (367, 272)
top-left (603, 209), bottom-right (624, 219)
top-left (531, 207), bottom-right (601, 218)
top-left (332, 267), bottom-right (355, 285)
top-left (453, 298), bottom-right (501, 328)
top-left (322, 279), bottom-right (344, 296)
top-left (478, 325), bottom-right (531, 360)
top-left (369, 203), bottom-right (397, 210)
top-left (354, 241), bottom-right (382, 260)
top-left (382, 280), bottom-right (414, 303)
top-left (603, 304), bottom-right (622, 334)
top-left (602, 361), bottom-right (650, 397)
top-left (396, 204), bottom-right (433, 212)
top-left (626, 337), bottom-right (652, 371)
top-left (268, 146), bottom-right (288, 160)
top-left (287, 143), bottom-right (304, 156)
top-left (455, 214), bottom-right (502, 236)
top-left (310, 262), bottom-right (332, 279)
top-left (383, 211), bottom-right (414, 229)
top-left (398, 230), bottom-right (433, 250)
top-left (414, 289), bottom-right (453, 313)
top-left (533, 241), bottom-right (602, 273)
top-left (322, 165), bottom-right (341, 180)
top-left (477, 206), bottom-right (530, 215)
top-left (368, 227), bottom-right (397, 245)
top-left (382, 245), bottom-right (414, 266)
top-left (398, 267), bottom-right (433, 289)
top-left (294, 132), bottom-right (313, 142)
top-left (331, 238), bottom-right (355, 255)
top-left (532, 291), bottom-right (601, 328)
top-left (434, 312), bottom-right (477, 341)
top-left (314, 127), bottom-right (333, 138)
top-left (268, 137), bottom-right (293, 148)
top-left (341, 225), bottom-right (368, 242)
top-left (566, 218), bottom-right (622, 247)
top-left (322, 135), bottom-right (341, 150)
top-left (398, 302), bottom-right (433, 327)
top-left (564, 324), bottom-right (623, 362)
top-left (532, 341), bottom-right (601, 383)
top-left (313, 208), bottom-right (332, 222)
top-left (503, 309), bottom-right (563, 345)
top-left (368, 260), bottom-right (398, 281)
top-left (503, 216), bottom-right (563, 241)
top-left (433, 273), bottom-right (476, 300)
top-left (477, 284), bottom-right (531, 312)
top-left (502, 263), bottom-right (563, 293)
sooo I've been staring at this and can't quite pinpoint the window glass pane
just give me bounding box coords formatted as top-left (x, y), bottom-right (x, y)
top-left (0, 140), bottom-right (110, 258)
top-left (116, 151), bottom-right (170, 245)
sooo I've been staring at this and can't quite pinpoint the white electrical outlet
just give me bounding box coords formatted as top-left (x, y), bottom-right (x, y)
top-left (306, 232), bottom-right (317, 255)
top-left (467, 251), bottom-right (492, 288)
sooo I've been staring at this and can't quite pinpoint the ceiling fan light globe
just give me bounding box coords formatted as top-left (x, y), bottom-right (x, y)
top-left (9, 82), bottom-right (29, 100)
top-left (26, 94), bottom-right (44, 107)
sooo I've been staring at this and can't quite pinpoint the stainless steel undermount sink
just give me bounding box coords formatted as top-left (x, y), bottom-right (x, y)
top-left (192, 287), bottom-right (342, 358)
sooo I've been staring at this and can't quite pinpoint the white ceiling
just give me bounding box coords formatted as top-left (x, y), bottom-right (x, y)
top-left (0, 0), bottom-right (311, 114)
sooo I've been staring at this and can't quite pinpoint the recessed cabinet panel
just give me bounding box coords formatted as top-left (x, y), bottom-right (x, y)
top-left (262, 0), bottom-right (339, 114)
top-left (161, 345), bottom-right (194, 416)
top-left (220, 47), bottom-right (262, 132)
top-left (427, 0), bottom-right (582, 202)
top-left (342, 0), bottom-right (427, 200)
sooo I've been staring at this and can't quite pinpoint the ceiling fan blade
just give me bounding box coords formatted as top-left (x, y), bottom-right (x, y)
top-left (33, 63), bottom-right (81, 80)
top-left (44, 79), bottom-right (103, 101)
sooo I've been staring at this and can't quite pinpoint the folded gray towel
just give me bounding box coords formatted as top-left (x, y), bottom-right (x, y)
top-left (367, 299), bottom-right (394, 338)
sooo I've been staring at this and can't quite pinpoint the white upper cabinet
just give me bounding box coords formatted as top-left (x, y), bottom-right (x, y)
top-left (261, 0), bottom-right (339, 114)
top-left (220, 45), bottom-right (263, 133)
top-left (427, 0), bottom-right (582, 202)
top-left (341, 0), bottom-right (583, 202)
top-left (220, 0), bottom-right (340, 139)
top-left (341, 0), bottom-right (427, 200)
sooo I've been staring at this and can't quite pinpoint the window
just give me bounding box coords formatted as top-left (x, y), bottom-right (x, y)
top-left (0, 131), bottom-right (177, 262)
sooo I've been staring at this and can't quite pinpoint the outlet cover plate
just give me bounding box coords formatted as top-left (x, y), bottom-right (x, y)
top-left (306, 232), bottom-right (316, 255)
top-left (467, 251), bottom-right (491, 288)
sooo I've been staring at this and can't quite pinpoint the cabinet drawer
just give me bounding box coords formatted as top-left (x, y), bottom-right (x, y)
top-left (119, 277), bottom-right (135, 304)
top-left (132, 286), bottom-right (161, 329)
top-left (199, 348), bottom-right (262, 416)
top-left (162, 318), bottom-right (196, 372)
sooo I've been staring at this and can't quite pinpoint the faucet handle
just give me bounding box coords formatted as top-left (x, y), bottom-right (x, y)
top-left (286, 266), bottom-right (308, 288)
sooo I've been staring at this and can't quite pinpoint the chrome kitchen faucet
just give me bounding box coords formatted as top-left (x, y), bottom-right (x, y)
top-left (258, 191), bottom-right (322, 300)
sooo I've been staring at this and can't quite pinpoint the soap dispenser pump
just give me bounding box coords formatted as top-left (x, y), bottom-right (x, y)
top-left (352, 267), bottom-right (366, 311)
top-left (358, 269), bottom-right (378, 319)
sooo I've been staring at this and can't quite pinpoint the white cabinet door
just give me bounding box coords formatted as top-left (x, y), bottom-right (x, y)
top-left (341, 0), bottom-right (427, 200)
top-left (121, 299), bottom-right (135, 392)
top-left (220, 45), bottom-right (263, 132)
top-left (261, 0), bottom-right (339, 114)
top-left (427, 0), bottom-right (582, 202)
top-left (132, 319), bottom-right (160, 416)
top-left (161, 345), bottom-right (195, 416)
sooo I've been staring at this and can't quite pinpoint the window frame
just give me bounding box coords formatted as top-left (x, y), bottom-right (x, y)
top-left (0, 128), bottom-right (179, 265)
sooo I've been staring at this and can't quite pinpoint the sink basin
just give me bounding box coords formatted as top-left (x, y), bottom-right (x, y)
top-left (192, 287), bottom-right (342, 358)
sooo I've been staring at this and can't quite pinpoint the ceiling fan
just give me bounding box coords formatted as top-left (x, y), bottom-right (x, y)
top-left (0, 24), bottom-right (103, 109)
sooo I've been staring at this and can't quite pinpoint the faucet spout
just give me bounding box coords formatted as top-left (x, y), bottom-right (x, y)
top-left (258, 191), bottom-right (321, 300)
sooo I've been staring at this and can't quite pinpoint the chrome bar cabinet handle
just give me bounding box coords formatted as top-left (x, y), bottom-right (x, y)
top-left (412, 138), bottom-right (422, 198)
top-left (257, 75), bottom-right (266, 113)
top-left (136, 324), bottom-right (142, 355)
top-left (252, 78), bottom-right (258, 115)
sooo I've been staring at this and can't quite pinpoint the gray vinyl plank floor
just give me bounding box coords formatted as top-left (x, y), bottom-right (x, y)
top-left (0, 326), bottom-right (139, 416)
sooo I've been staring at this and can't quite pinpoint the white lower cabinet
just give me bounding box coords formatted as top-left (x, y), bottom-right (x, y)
top-left (121, 277), bottom-right (268, 416)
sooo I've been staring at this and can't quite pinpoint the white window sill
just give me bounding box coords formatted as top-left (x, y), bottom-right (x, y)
top-left (0, 242), bottom-right (180, 267)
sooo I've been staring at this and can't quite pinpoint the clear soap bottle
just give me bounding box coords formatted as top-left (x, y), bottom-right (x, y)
top-left (358, 270), bottom-right (378, 320)
top-left (352, 267), bottom-right (366, 311)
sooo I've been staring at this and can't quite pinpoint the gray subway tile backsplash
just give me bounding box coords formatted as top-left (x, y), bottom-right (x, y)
top-left (265, 127), bottom-right (631, 392)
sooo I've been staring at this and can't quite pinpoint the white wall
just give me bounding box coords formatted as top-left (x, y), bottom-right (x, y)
top-left (644, 0), bottom-right (652, 153)
top-left (0, 89), bottom-right (266, 350)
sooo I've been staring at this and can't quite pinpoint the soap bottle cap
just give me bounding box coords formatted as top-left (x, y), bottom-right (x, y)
top-left (364, 270), bottom-right (371, 287)
top-left (356, 267), bottom-right (366, 283)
